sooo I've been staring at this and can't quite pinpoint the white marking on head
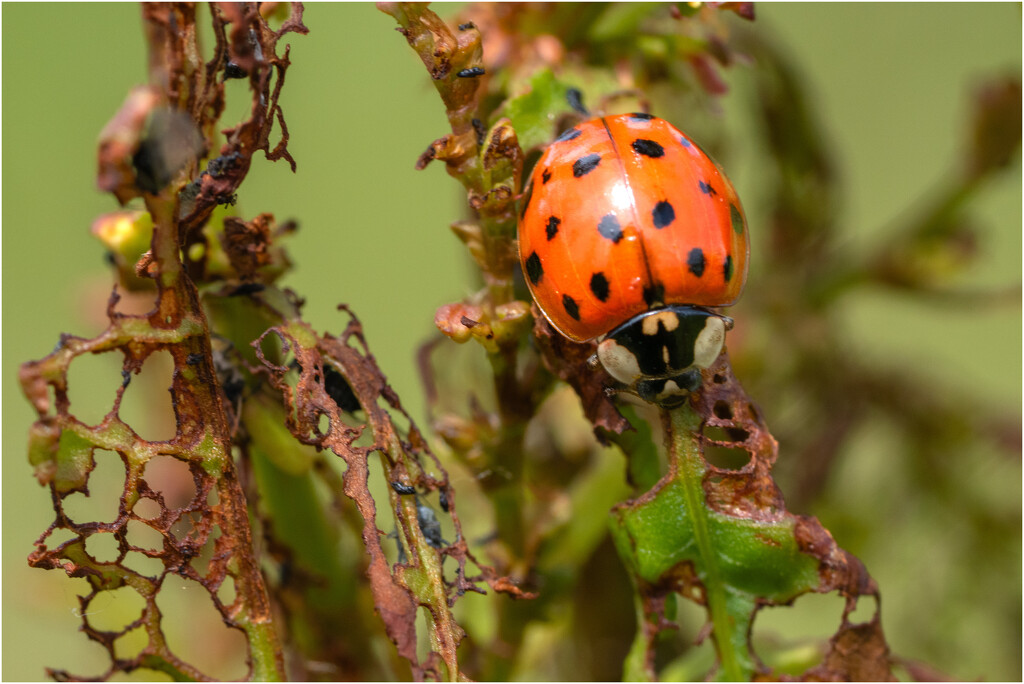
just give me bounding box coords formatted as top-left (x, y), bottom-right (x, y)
top-left (693, 316), bottom-right (726, 368)
top-left (641, 310), bottom-right (679, 336)
top-left (597, 338), bottom-right (643, 385)
top-left (658, 379), bottom-right (681, 401)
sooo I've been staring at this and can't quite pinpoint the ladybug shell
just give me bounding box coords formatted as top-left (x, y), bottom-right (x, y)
top-left (518, 113), bottom-right (748, 342)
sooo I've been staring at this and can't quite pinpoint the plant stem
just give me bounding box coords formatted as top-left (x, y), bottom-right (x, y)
top-left (666, 404), bottom-right (748, 682)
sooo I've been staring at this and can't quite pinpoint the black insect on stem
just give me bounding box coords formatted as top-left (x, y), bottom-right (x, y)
top-left (416, 501), bottom-right (444, 548)
top-left (472, 118), bottom-right (487, 147)
top-left (390, 481), bottom-right (417, 496)
top-left (457, 67), bottom-right (485, 78)
top-left (223, 61), bottom-right (248, 80)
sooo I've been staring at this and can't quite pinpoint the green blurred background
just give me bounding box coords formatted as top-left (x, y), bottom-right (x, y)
top-left (3, 3), bottom-right (1020, 681)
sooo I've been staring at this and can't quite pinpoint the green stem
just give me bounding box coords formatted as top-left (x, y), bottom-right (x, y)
top-left (385, 433), bottom-right (464, 682)
top-left (667, 404), bottom-right (748, 682)
top-left (243, 621), bottom-right (287, 682)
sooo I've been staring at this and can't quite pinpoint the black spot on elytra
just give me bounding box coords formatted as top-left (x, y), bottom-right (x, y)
top-left (541, 168), bottom-right (552, 184)
top-left (525, 251), bottom-right (543, 285)
top-left (590, 272), bottom-right (610, 302)
top-left (597, 214), bottom-right (623, 243)
top-left (519, 182), bottom-right (534, 219)
top-left (632, 138), bottom-right (664, 158)
top-left (546, 216), bottom-right (561, 240)
top-left (573, 153), bottom-right (601, 177)
top-left (643, 282), bottom-right (665, 307)
top-left (730, 204), bottom-right (744, 235)
top-left (652, 201), bottom-right (675, 228)
top-left (562, 294), bottom-right (581, 320)
top-left (556, 127), bottom-right (582, 143)
top-left (688, 248), bottom-right (706, 277)
top-left (723, 255), bottom-right (734, 282)
top-left (699, 181), bottom-right (717, 195)
top-left (628, 112), bottom-right (654, 121)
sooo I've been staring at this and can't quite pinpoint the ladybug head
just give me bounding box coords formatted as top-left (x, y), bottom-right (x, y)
top-left (596, 306), bottom-right (729, 408)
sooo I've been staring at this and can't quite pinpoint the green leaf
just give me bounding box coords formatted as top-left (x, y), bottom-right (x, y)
top-left (50, 428), bottom-right (96, 495)
top-left (612, 477), bottom-right (819, 599)
top-left (501, 69), bottom-right (575, 154)
top-left (609, 401), bottom-right (834, 681)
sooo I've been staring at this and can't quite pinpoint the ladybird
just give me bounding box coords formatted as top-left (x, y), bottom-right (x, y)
top-left (518, 113), bottom-right (748, 408)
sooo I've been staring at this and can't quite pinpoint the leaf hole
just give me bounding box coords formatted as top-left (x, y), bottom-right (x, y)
top-left (712, 400), bottom-right (733, 420)
top-left (65, 348), bottom-right (124, 426)
top-left (119, 349), bottom-right (177, 442)
top-left (702, 425), bottom-right (752, 470)
top-left (110, 289), bottom-right (159, 318)
top-left (121, 550), bottom-right (165, 578)
top-left (127, 518), bottom-right (165, 553)
top-left (845, 594), bottom-right (879, 624)
top-left (62, 449), bottom-right (126, 525)
top-left (660, 597), bottom-right (717, 679)
top-left (133, 497), bottom-right (162, 520)
top-left (751, 592), bottom-right (847, 675)
top-left (113, 625), bottom-right (150, 662)
top-left (189, 525), bottom-right (223, 578)
top-left (169, 511), bottom-right (203, 547)
top-left (316, 411), bottom-right (331, 437)
top-left (81, 584), bottom-right (147, 633)
top-left (143, 456), bottom-right (197, 509)
top-left (154, 574), bottom-right (249, 681)
top-left (259, 331), bottom-right (287, 371)
top-left (43, 527), bottom-right (78, 550)
top-left (84, 531), bottom-right (122, 563)
top-left (187, 241), bottom-right (206, 262)
top-left (704, 423), bottom-right (750, 443)
top-left (216, 574), bottom-right (237, 608)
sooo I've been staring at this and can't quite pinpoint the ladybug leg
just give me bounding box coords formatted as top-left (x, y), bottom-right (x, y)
top-left (603, 384), bottom-right (638, 401)
top-left (586, 353), bottom-right (601, 369)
